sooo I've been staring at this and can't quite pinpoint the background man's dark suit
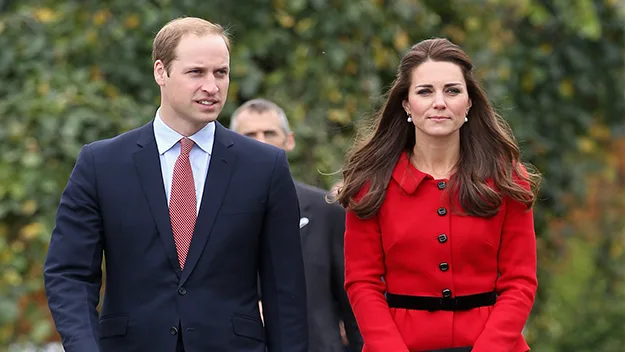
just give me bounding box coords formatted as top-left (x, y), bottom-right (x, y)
top-left (43, 121), bottom-right (308, 352)
top-left (230, 98), bottom-right (363, 352)
top-left (294, 181), bottom-right (363, 352)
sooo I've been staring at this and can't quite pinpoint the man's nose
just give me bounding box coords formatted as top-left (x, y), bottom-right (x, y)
top-left (201, 76), bottom-right (219, 94)
top-left (254, 132), bottom-right (266, 143)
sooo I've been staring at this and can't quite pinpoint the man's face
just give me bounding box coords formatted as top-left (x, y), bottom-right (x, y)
top-left (154, 33), bottom-right (230, 133)
top-left (233, 110), bottom-right (295, 151)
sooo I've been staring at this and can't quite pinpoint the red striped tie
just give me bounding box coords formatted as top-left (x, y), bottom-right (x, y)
top-left (169, 137), bottom-right (197, 270)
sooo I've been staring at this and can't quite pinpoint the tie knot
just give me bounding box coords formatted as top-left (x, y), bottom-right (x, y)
top-left (179, 137), bottom-right (194, 155)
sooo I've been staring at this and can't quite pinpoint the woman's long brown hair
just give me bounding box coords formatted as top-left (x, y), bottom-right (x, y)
top-left (336, 38), bottom-right (541, 219)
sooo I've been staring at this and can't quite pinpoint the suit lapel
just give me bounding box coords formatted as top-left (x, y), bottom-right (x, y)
top-left (180, 123), bottom-right (236, 285)
top-left (133, 122), bottom-right (182, 277)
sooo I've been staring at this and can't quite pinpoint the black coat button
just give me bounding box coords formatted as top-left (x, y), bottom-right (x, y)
top-left (439, 262), bottom-right (449, 271)
top-left (178, 287), bottom-right (187, 295)
top-left (442, 289), bottom-right (452, 298)
top-left (437, 207), bottom-right (447, 216)
top-left (170, 326), bottom-right (178, 335)
top-left (437, 181), bottom-right (447, 190)
top-left (438, 234), bottom-right (448, 243)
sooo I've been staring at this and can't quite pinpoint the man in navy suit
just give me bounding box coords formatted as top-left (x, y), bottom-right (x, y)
top-left (43, 17), bottom-right (308, 352)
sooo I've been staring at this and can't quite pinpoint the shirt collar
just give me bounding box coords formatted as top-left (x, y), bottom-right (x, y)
top-left (153, 108), bottom-right (215, 155)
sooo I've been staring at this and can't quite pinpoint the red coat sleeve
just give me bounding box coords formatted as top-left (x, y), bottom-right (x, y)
top-left (344, 210), bottom-right (410, 351)
top-left (472, 192), bottom-right (538, 351)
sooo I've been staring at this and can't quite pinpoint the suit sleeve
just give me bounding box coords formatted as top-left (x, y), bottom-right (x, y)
top-left (472, 187), bottom-right (538, 351)
top-left (329, 204), bottom-right (363, 351)
top-left (344, 209), bottom-right (409, 351)
top-left (258, 149), bottom-right (308, 352)
top-left (43, 145), bottom-right (103, 352)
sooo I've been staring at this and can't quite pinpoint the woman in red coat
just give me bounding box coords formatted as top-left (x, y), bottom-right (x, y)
top-left (335, 38), bottom-right (542, 352)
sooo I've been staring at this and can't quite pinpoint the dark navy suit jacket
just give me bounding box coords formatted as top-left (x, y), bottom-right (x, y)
top-left (43, 121), bottom-right (308, 352)
top-left (294, 182), bottom-right (362, 352)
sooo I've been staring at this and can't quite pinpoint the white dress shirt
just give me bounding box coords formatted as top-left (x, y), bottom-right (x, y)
top-left (153, 110), bottom-right (215, 214)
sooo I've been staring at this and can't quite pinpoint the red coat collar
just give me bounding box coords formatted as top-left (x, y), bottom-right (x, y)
top-left (391, 151), bottom-right (429, 194)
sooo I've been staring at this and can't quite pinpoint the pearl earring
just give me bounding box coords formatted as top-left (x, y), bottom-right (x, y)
top-left (407, 114), bottom-right (412, 123)
top-left (464, 115), bottom-right (468, 123)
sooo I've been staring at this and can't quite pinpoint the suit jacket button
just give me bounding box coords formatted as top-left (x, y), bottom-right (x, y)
top-left (439, 262), bottom-right (449, 271)
top-left (442, 289), bottom-right (452, 298)
top-left (170, 326), bottom-right (179, 335)
top-left (178, 287), bottom-right (187, 296)
top-left (438, 234), bottom-right (448, 243)
top-left (437, 207), bottom-right (447, 216)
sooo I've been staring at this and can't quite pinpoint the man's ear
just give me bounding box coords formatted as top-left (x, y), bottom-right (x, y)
top-left (154, 60), bottom-right (168, 86)
top-left (285, 132), bottom-right (296, 152)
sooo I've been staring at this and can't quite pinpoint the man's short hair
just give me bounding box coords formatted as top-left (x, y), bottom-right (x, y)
top-left (230, 98), bottom-right (291, 134)
top-left (152, 17), bottom-right (231, 74)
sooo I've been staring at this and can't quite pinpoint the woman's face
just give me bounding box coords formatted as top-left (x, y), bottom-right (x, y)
top-left (403, 60), bottom-right (472, 139)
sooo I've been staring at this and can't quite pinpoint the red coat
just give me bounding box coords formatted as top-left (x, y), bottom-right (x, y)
top-left (344, 152), bottom-right (537, 352)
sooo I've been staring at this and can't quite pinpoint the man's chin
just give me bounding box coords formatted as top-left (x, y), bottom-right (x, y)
top-left (194, 110), bottom-right (220, 123)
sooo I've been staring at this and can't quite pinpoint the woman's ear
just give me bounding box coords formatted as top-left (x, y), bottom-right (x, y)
top-left (402, 100), bottom-right (410, 115)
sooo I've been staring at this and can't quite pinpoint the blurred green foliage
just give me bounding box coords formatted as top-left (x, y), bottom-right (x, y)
top-left (0, 0), bottom-right (624, 349)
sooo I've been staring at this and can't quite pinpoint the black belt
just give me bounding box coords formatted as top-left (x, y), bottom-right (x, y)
top-left (387, 291), bottom-right (496, 311)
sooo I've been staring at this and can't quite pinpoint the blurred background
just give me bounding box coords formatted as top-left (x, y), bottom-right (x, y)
top-left (1, 0), bottom-right (624, 351)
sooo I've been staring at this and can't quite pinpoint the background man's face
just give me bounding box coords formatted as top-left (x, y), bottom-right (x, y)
top-left (233, 110), bottom-right (295, 151)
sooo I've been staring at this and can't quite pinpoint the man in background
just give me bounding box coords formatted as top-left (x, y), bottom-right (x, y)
top-left (230, 98), bottom-right (362, 352)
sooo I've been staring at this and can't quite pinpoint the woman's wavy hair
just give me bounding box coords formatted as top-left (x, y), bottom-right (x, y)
top-left (336, 38), bottom-right (541, 219)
